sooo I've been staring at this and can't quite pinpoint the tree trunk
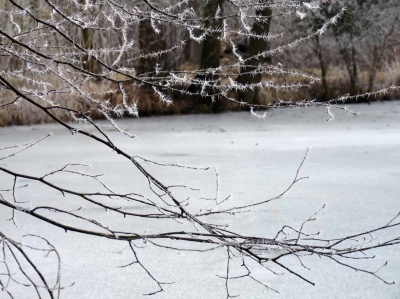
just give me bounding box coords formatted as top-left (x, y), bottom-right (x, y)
top-left (79, 0), bottom-right (95, 73)
top-left (189, 0), bottom-right (224, 112)
top-left (339, 43), bottom-right (359, 96)
top-left (82, 27), bottom-right (95, 73)
top-left (350, 45), bottom-right (359, 95)
top-left (138, 19), bottom-right (164, 76)
top-left (367, 46), bottom-right (380, 93)
top-left (184, 0), bottom-right (203, 65)
top-left (235, 6), bottom-right (273, 104)
top-left (314, 35), bottom-right (329, 100)
top-left (199, 0), bottom-right (223, 72)
top-left (187, 40), bottom-right (203, 65)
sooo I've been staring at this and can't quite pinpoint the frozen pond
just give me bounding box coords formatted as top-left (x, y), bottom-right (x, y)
top-left (1, 101), bottom-right (400, 298)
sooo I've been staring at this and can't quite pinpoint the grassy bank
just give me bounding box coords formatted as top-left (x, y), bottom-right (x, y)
top-left (1, 62), bottom-right (399, 127)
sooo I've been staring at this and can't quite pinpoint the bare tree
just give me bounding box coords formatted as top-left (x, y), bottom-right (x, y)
top-left (288, 0), bottom-right (400, 98)
top-left (1, 1), bottom-right (400, 298)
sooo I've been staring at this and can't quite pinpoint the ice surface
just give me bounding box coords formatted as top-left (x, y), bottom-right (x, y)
top-left (0, 102), bottom-right (399, 298)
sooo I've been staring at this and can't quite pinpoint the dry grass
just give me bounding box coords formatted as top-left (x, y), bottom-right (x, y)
top-left (258, 62), bottom-right (400, 105)
top-left (1, 61), bottom-right (399, 127)
top-left (0, 76), bottom-right (103, 127)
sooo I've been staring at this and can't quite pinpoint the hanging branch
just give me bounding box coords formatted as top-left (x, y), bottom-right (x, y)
top-left (0, 0), bottom-right (399, 298)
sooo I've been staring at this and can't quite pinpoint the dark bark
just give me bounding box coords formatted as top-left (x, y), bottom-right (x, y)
top-left (235, 6), bottom-right (273, 104)
top-left (367, 46), bottom-right (379, 93)
top-left (314, 35), bottom-right (329, 100)
top-left (337, 40), bottom-right (359, 96)
top-left (184, 0), bottom-right (203, 65)
top-left (187, 0), bottom-right (224, 112)
top-left (79, 0), bottom-right (95, 73)
top-left (187, 39), bottom-right (204, 65)
top-left (199, 0), bottom-right (223, 72)
top-left (137, 19), bottom-right (164, 75)
top-left (81, 27), bottom-right (95, 73)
